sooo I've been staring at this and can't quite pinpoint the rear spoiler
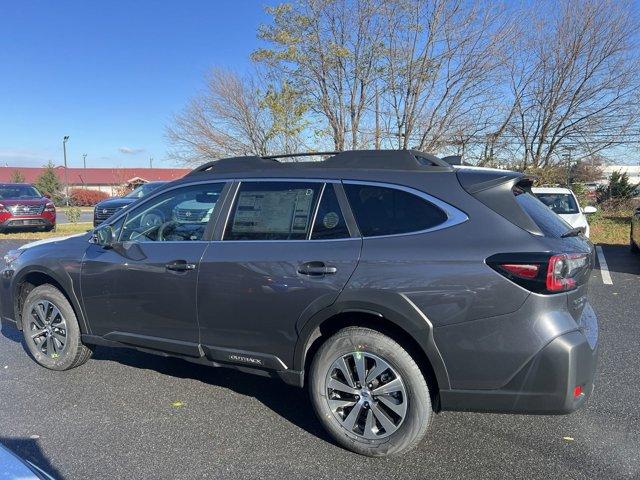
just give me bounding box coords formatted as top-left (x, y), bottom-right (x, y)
top-left (455, 167), bottom-right (541, 236)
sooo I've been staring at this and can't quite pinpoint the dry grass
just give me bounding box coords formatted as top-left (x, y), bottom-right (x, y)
top-left (589, 211), bottom-right (631, 246)
top-left (0, 222), bottom-right (92, 240)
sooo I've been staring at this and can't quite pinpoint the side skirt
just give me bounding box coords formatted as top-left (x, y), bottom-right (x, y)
top-left (81, 333), bottom-right (304, 387)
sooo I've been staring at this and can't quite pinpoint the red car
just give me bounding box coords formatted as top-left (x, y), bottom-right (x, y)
top-left (0, 183), bottom-right (56, 232)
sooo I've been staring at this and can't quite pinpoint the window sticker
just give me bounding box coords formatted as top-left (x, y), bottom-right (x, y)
top-left (322, 211), bottom-right (340, 229)
top-left (232, 189), bottom-right (314, 235)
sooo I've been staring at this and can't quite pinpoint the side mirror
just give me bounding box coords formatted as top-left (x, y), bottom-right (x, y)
top-left (90, 225), bottom-right (115, 247)
top-left (583, 206), bottom-right (597, 214)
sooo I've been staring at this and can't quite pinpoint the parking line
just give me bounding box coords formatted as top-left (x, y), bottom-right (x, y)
top-left (595, 246), bottom-right (613, 285)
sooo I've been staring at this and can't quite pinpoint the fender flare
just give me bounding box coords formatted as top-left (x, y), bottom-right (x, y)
top-left (293, 289), bottom-right (451, 390)
top-left (12, 265), bottom-right (89, 334)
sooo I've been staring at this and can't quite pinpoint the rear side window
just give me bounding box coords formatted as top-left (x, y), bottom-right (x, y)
top-left (225, 181), bottom-right (321, 240)
top-left (311, 184), bottom-right (350, 240)
top-left (513, 187), bottom-right (571, 238)
top-left (344, 183), bottom-right (447, 237)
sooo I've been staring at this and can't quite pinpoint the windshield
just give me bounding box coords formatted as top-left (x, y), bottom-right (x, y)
top-left (0, 185), bottom-right (42, 199)
top-left (125, 183), bottom-right (164, 199)
top-left (534, 192), bottom-right (580, 215)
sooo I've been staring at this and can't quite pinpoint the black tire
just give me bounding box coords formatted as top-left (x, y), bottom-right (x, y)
top-left (21, 284), bottom-right (92, 371)
top-left (43, 225), bottom-right (55, 232)
top-left (309, 327), bottom-right (432, 456)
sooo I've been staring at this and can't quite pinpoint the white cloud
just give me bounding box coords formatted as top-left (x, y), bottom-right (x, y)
top-left (119, 146), bottom-right (145, 155)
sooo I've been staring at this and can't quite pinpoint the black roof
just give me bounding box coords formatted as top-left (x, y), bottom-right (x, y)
top-left (186, 150), bottom-right (454, 177)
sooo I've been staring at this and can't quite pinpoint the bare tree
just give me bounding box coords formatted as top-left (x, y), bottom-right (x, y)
top-left (167, 68), bottom-right (271, 164)
top-left (508, 0), bottom-right (640, 169)
top-left (378, 0), bottom-right (513, 151)
top-left (167, 68), bottom-right (309, 164)
top-left (168, 0), bottom-right (640, 169)
top-left (253, 0), bottom-right (384, 150)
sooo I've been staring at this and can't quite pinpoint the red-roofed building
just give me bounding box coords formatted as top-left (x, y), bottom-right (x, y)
top-left (0, 166), bottom-right (190, 195)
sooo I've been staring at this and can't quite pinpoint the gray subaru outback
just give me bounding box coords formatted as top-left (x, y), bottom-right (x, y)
top-left (1, 150), bottom-right (598, 456)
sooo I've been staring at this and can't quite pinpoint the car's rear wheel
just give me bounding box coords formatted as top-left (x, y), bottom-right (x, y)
top-left (309, 327), bottom-right (432, 456)
top-left (21, 284), bottom-right (92, 371)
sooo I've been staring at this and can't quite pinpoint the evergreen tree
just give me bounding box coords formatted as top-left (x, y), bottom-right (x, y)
top-left (596, 171), bottom-right (638, 203)
top-left (34, 161), bottom-right (62, 198)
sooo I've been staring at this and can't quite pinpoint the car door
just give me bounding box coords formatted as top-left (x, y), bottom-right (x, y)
top-left (197, 180), bottom-right (361, 368)
top-left (80, 181), bottom-right (227, 356)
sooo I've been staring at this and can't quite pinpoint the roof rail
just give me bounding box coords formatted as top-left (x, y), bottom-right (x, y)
top-left (187, 149), bottom-right (454, 175)
top-left (262, 151), bottom-right (341, 160)
top-left (186, 156), bottom-right (279, 176)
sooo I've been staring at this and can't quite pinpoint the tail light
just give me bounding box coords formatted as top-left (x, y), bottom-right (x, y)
top-left (44, 202), bottom-right (56, 212)
top-left (546, 253), bottom-right (588, 292)
top-left (487, 252), bottom-right (591, 294)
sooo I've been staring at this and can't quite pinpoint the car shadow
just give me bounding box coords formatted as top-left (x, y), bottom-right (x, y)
top-left (1, 318), bottom-right (22, 343)
top-left (90, 345), bottom-right (335, 446)
top-left (1, 436), bottom-right (65, 479)
top-left (597, 244), bottom-right (640, 276)
top-left (1, 319), bottom-right (333, 447)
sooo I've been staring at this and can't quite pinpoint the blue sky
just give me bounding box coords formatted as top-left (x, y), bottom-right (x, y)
top-left (0, 0), bottom-right (272, 168)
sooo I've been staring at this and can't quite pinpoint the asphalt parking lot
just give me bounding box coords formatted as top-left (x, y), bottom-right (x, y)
top-left (0, 240), bottom-right (639, 479)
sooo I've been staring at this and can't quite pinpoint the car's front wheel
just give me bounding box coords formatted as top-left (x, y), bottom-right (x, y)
top-left (21, 284), bottom-right (92, 371)
top-left (309, 327), bottom-right (432, 456)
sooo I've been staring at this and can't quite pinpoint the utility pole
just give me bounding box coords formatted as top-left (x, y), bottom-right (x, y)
top-left (149, 157), bottom-right (153, 169)
top-left (564, 147), bottom-right (575, 187)
top-left (63, 136), bottom-right (70, 205)
top-left (82, 153), bottom-right (87, 169)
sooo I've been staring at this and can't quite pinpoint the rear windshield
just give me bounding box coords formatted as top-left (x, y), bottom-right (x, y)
top-left (534, 192), bottom-right (579, 214)
top-left (513, 187), bottom-right (571, 238)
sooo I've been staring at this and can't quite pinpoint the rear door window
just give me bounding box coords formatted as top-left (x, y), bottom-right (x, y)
top-left (311, 184), bottom-right (350, 240)
top-left (225, 181), bottom-right (321, 240)
top-left (344, 183), bottom-right (447, 237)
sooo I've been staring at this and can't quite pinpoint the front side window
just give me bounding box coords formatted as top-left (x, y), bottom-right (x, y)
top-left (125, 182), bottom-right (166, 199)
top-left (344, 183), bottom-right (447, 237)
top-left (119, 183), bottom-right (223, 242)
top-left (225, 181), bottom-right (321, 240)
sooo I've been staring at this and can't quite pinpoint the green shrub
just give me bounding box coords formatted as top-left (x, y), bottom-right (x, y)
top-left (65, 205), bottom-right (82, 224)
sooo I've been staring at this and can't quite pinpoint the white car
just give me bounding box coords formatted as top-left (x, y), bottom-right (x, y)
top-left (532, 187), bottom-right (597, 237)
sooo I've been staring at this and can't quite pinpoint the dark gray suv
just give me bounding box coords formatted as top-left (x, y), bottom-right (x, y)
top-left (1, 150), bottom-right (598, 456)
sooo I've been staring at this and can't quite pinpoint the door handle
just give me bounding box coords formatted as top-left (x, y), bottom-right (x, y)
top-left (165, 260), bottom-right (196, 272)
top-left (298, 261), bottom-right (337, 276)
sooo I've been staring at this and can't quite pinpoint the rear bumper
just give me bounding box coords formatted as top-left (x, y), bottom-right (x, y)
top-left (440, 311), bottom-right (598, 414)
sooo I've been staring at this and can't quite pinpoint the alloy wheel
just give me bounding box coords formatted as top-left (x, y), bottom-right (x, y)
top-left (324, 351), bottom-right (408, 439)
top-left (28, 300), bottom-right (67, 358)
